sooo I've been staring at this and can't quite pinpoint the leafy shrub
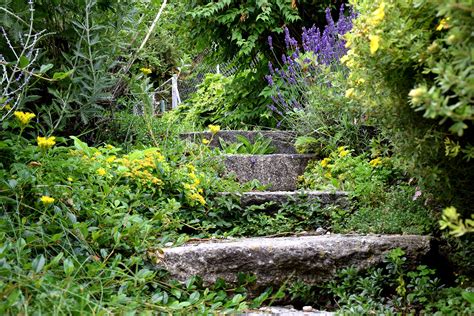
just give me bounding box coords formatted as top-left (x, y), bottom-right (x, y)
top-left (299, 147), bottom-right (435, 234)
top-left (261, 5), bottom-right (372, 152)
top-left (0, 111), bottom-right (266, 313)
top-left (218, 134), bottom-right (276, 155)
top-left (288, 249), bottom-right (474, 315)
top-left (344, 0), bottom-right (474, 212)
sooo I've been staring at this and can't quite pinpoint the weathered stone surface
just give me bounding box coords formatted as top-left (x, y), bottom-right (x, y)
top-left (242, 306), bottom-right (335, 315)
top-left (160, 234), bottom-right (431, 288)
top-left (236, 190), bottom-right (348, 208)
top-left (181, 130), bottom-right (297, 154)
top-left (223, 154), bottom-right (315, 191)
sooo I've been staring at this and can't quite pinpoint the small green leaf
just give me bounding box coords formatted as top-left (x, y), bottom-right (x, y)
top-left (32, 254), bottom-right (46, 273)
top-left (19, 55), bottom-right (29, 69)
top-left (63, 258), bottom-right (75, 276)
top-left (52, 69), bottom-right (74, 80)
top-left (39, 64), bottom-right (54, 73)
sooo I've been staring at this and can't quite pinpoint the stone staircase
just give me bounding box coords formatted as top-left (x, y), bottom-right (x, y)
top-left (160, 130), bottom-right (431, 314)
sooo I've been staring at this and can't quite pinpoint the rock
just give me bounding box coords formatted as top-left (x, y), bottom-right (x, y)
top-left (244, 306), bottom-right (334, 315)
top-left (315, 227), bottom-right (327, 235)
top-left (302, 306), bottom-right (314, 312)
top-left (159, 234), bottom-right (431, 288)
top-left (233, 190), bottom-right (349, 208)
top-left (223, 154), bottom-right (315, 191)
top-left (181, 130), bottom-right (297, 154)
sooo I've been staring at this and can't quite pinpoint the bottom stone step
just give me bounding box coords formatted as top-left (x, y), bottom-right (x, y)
top-left (159, 234), bottom-right (431, 288)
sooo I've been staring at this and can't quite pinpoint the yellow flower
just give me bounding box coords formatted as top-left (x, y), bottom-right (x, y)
top-left (369, 35), bottom-right (380, 55)
top-left (37, 136), bottom-right (56, 150)
top-left (67, 177), bottom-right (73, 182)
top-left (40, 195), bottom-right (55, 205)
top-left (340, 55), bottom-right (350, 64)
top-left (202, 138), bottom-right (210, 145)
top-left (339, 150), bottom-right (350, 158)
top-left (14, 111), bottom-right (36, 126)
top-left (320, 158), bottom-right (331, 168)
top-left (345, 88), bottom-right (355, 98)
top-left (106, 156), bottom-right (116, 163)
top-left (369, 2), bottom-right (385, 26)
top-left (189, 192), bottom-right (206, 205)
top-left (140, 67), bottom-right (152, 75)
top-left (338, 146), bottom-right (346, 152)
top-left (436, 18), bottom-right (449, 31)
top-left (369, 157), bottom-right (383, 167)
top-left (97, 168), bottom-right (107, 176)
top-left (208, 124), bottom-right (220, 135)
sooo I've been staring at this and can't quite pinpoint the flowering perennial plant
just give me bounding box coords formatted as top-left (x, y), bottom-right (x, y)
top-left (264, 5), bottom-right (355, 123)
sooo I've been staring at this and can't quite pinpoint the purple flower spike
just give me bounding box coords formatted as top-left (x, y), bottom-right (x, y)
top-left (265, 75), bottom-right (274, 86)
top-left (268, 61), bottom-right (274, 75)
top-left (268, 35), bottom-right (273, 49)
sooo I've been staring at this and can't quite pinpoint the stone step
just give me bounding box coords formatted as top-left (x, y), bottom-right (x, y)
top-left (159, 234), bottom-right (431, 289)
top-left (235, 190), bottom-right (348, 208)
top-left (223, 154), bottom-right (315, 191)
top-left (181, 130), bottom-right (297, 154)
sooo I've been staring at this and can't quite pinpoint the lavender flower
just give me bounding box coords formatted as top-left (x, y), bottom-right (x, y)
top-left (265, 4), bottom-right (355, 124)
top-left (268, 35), bottom-right (273, 49)
top-left (265, 75), bottom-right (274, 86)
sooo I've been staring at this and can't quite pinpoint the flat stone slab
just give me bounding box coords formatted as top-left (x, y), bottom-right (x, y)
top-left (160, 234), bottom-right (431, 288)
top-left (237, 190), bottom-right (348, 207)
top-left (223, 154), bottom-right (315, 191)
top-left (181, 130), bottom-right (297, 154)
top-left (242, 306), bottom-right (334, 315)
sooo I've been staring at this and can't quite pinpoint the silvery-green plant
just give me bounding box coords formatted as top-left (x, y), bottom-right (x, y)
top-left (0, 0), bottom-right (47, 121)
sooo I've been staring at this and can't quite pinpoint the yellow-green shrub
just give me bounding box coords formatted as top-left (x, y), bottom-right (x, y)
top-left (343, 0), bottom-right (474, 211)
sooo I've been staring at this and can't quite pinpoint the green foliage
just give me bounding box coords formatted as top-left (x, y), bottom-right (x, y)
top-left (440, 206), bottom-right (474, 237)
top-left (187, 0), bottom-right (300, 57)
top-left (218, 134), bottom-right (276, 155)
top-left (288, 249), bottom-right (474, 315)
top-left (294, 136), bottom-right (321, 154)
top-left (300, 147), bottom-right (435, 234)
top-left (344, 0), bottom-right (474, 212)
top-left (0, 111), bottom-right (274, 313)
top-left (174, 71), bottom-right (276, 129)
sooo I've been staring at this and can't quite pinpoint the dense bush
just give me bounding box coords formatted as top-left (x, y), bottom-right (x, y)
top-left (343, 0), bottom-right (474, 212)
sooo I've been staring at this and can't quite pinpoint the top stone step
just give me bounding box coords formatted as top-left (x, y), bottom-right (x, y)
top-left (180, 130), bottom-right (297, 154)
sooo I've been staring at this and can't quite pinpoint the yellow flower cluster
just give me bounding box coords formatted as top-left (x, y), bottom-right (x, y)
top-left (97, 168), bottom-right (107, 176)
top-left (184, 164), bottom-right (206, 206)
top-left (14, 111), bottom-right (36, 126)
top-left (338, 146), bottom-right (350, 158)
top-left (202, 138), bottom-right (210, 145)
top-left (37, 136), bottom-right (56, 150)
top-left (320, 157), bottom-right (331, 168)
top-left (368, 2), bottom-right (385, 27)
top-left (369, 35), bottom-right (380, 55)
top-left (140, 67), bottom-right (152, 75)
top-left (40, 195), bottom-right (55, 205)
top-left (208, 124), bottom-right (220, 135)
top-left (369, 157), bottom-right (383, 167)
top-left (121, 150), bottom-right (165, 187)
